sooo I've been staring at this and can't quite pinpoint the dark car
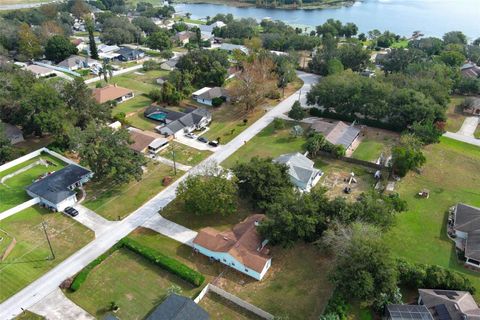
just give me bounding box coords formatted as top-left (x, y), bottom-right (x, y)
top-left (208, 140), bottom-right (219, 147)
top-left (64, 206), bottom-right (79, 217)
top-left (197, 136), bottom-right (209, 143)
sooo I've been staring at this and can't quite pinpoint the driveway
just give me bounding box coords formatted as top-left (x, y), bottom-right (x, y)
top-left (29, 288), bottom-right (93, 320)
top-left (71, 205), bottom-right (117, 237)
top-left (142, 214), bottom-right (198, 246)
top-left (0, 71), bottom-right (319, 320)
top-left (457, 117), bottom-right (479, 137)
top-left (175, 133), bottom-right (220, 151)
top-left (149, 155), bottom-right (192, 171)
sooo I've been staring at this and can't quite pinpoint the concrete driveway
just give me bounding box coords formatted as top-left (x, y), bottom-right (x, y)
top-left (457, 117), bottom-right (479, 137)
top-left (29, 289), bottom-right (93, 320)
top-left (71, 205), bottom-right (117, 237)
top-left (175, 133), bottom-right (220, 151)
top-left (142, 214), bottom-right (198, 246)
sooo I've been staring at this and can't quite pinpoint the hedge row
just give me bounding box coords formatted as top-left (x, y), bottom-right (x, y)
top-left (122, 238), bottom-right (205, 287)
top-left (70, 238), bottom-right (205, 292)
top-left (309, 108), bottom-right (404, 132)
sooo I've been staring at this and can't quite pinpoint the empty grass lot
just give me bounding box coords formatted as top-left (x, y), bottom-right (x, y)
top-left (199, 292), bottom-right (264, 320)
top-left (384, 137), bottom-right (480, 299)
top-left (0, 154), bottom-right (65, 212)
top-left (158, 142), bottom-right (212, 166)
top-left (445, 96), bottom-right (467, 133)
top-left (222, 120), bottom-right (308, 168)
top-left (66, 248), bottom-right (199, 320)
top-left (0, 207), bottom-right (93, 302)
top-left (83, 161), bottom-right (178, 220)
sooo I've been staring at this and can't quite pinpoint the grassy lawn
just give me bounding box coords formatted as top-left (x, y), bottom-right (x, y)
top-left (445, 96), bottom-right (466, 132)
top-left (199, 292), bottom-right (264, 320)
top-left (391, 39), bottom-right (409, 48)
top-left (0, 207), bottom-right (94, 302)
top-left (158, 142), bottom-right (212, 166)
top-left (0, 154), bottom-right (65, 212)
top-left (474, 125), bottom-right (480, 139)
top-left (83, 161), bottom-right (179, 220)
top-left (66, 248), bottom-right (199, 320)
top-left (222, 120), bottom-right (308, 168)
top-left (384, 137), bottom-right (480, 299)
top-left (352, 128), bottom-right (399, 162)
top-left (15, 311), bottom-right (45, 320)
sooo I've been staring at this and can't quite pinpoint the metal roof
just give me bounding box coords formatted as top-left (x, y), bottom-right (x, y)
top-left (387, 304), bottom-right (434, 320)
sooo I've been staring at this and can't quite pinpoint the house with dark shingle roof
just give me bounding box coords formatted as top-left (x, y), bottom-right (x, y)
top-left (116, 47), bottom-right (145, 61)
top-left (26, 164), bottom-right (93, 211)
top-left (273, 152), bottom-right (322, 192)
top-left (451, 203), bottom-right (480, 268)
top-left (147, 107), bottom-right (212, 138)
top-left (418, 289), bottom-right (480, 320)
top-left (146, 294), bottom-right (209, 320)
top-left (193, 214), bottom-right (271, 280)
top-left (386, 304), bottom-right (433, 320)
top-left (311, 120), bottom-right (360, 152)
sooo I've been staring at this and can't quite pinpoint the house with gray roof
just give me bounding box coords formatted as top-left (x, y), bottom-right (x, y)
top-left (273, 152), bottom-right (322, 192)
top-left (219, 43), bottom-right (249, 55)
top-left (192, 87), bottom-right (230, 106)
top-left (146, 294), bottom-right (209, 320)
top-left (386, 304), bottom-right (433, 320)
top-left (418, 289), bottom-right (480, 320)
top-left (451, 203), bottom-right (480, 268)
top-left (148, 106), bottom-right (212, 138)
top-left (311, 120), bottom-right (360, 152)
top-left (26, 164), bottom-right (93, 211)
top-left (57, 55), bottom-right (100, 71)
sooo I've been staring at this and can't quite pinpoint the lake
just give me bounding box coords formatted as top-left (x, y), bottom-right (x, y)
top-left (174, 0), bottom-right (480, 39)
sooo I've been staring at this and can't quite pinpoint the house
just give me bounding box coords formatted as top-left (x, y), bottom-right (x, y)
top-left (273, 152), bottom-right (322, 192)
top-left (24, 64), bottom-right (56, 78)
top-left (219, 43), bottom-right (249, 55)
top-left (461, 62), bottom-right (480, 79)
top-left (192, 87), bottom-right (230, 106)
top-left (26, 164), bottom-right (93, 211)
top-left (1, 122), bottom-right (24, 144)
top-left (160, 57), bottom-right (180, 71)
top-left (193, 214), bottom-right (272, 280)
top-left (386, 304), bottom-right (433, 320)
top-left (92, 85), bottom-right (134, 104)
top-left (418, 289), bottom-right (480, 320)
top-left (116, 47), bottom-right (145, 62)
top-left (146, 294), bottom-right (209, 320)
top-left (310, 120), bottom-right (361, 151)
top-left (450, 203), bottom-right (480, 268)
top-left (173, 31), bottom-right (195, 45)
top-left (71, 38), bottom-right (86, 52)
top-left (145, 106), bottom-right (212, 138)
top-left (374, 52), bottom-right (389, 65)
top-left (127, 127), bottom-right (169, 154)
top-left (97, 44), bottom-right (120, 60)
top-left (57, 55), bottom-right (100, 71)
top-left (463, 97), bottom-right (480, 115)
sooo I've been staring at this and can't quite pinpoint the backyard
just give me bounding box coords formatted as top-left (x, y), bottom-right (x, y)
top-left (199, 292), bottom-right (264, 320)
top-left (0, 154), bottom-right (65, 212)
top-left (158, 141), bottom-right (212, 166)
top-left (445, 96), bottom-right (467, 133)
top-left (351, 127), bottom-right (399, 162)
top-left (83, 161), bottom-right (178, 220)
top-left (0, 207), bottom-right (94, 302)
top-left (384, 137), bottom-right (480, 299)
top-left (66, 248), bottom-right (199, 320)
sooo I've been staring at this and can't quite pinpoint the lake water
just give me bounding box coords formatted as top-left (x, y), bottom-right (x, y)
top-left (174, 0), bottom-right (480, 39)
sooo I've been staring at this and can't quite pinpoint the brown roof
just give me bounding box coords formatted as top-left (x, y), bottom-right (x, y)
top-left (92, 85), bottom-right (133, 104)
top-left (193, 214), bottom-right (270, 273)
top-left (128, 129), bottom-right (156, 153)
top-left (311, 120), bottom-right (360, 148)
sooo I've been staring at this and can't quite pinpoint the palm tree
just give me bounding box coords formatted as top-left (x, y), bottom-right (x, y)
top-left (99, 60), bottom-right (113, 83)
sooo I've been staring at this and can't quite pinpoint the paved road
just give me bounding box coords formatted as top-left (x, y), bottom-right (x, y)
top-left (0, 71), bottom-right (318, 320)
top-left (443, 132), bottom-right (480, 147)
top-left (29, 288), bottom-right (93, 320)
top-left (71, 205), bottom-right (118, 237)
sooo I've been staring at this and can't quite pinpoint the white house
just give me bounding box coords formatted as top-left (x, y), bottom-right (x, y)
top-left (192, 87), bottom-right (229, 106)
top-left (273, 153), bottom-right (322, 192)
top-left (26, 164), bottom-right (93, 211)
top-left (193, 214), bottom-right (271, 280)
top-left (451, 203), bottom-right (480, 268)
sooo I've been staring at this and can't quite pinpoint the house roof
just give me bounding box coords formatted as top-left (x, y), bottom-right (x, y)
top-left (461, 63), bottom-right (480, 78)
top-left (466, 230), bottom-right (480, 261)
top-left (25, 64), bottom-right (54, 76)
top-left (386, 304), bottom-right (433, 320)
top-left (144, 105), bottom-right (186, 122)
top-left (156, 108), bottom-right (211, 136)
top-left (454, 203), bottom-right (480, 233)
top-left (117, 47), bottom-right (144, 59)
top-left (128, 128), bottom-right (156, 152)
top-left (1, 122), bottom-right (23, 140)
top-left (26, 164), bottom-right (92, 204)
top-left (97, 44), bottom-right (119, 53)
top-left (219, 43), bottom-right (249, 54)
top-left (193, 214), bottom-right (270, 273)
top-left (419, 289), bottom-right (480, 320)
top-left (192, 87), bottom-right (212, 97)
top-left (196, 87), bottom-right (229, 100)
top-left (273, 152), bottom-right (321, 189)
top-left (146, 294), bottom-right (209, 320)
top-left (311, 120), bottom-right (360, 149)
top-left (175, 31), bottom-right (195, 41)
top-left (92, 85), bottom-right (133, 104)
top-left (57, 55), bottom-right (99, 69)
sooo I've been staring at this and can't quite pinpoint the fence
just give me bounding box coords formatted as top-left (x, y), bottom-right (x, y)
top-left (194, 284), bottom-right (274, 320)
top-left (0, 198), bottom-right (40, 221)
top-left (33, 61), bottom-right (81, 77)
top-left (316, 151), bottom-right (387, 170)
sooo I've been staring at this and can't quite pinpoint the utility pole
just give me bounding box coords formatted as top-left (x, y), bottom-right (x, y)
top-left (172, 147), bottom-right (177, 176)
top-left (42, 222), bottom-right (55, 260)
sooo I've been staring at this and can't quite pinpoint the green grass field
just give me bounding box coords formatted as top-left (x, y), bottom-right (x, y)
top-left (158, 142), bottom-right (212, 166)
top-left (0, 207), bottom-right (94, 302)
top-left (83, 161), bottom-right (178, 220)
top-left (445, 96), bottom-right (466, 133)
top-left (15, 311), bottom-right (45, 320)
top-left (384, 137), bottom-right (480, 299)
top-left (199, 292), bottom-right (264, 320)
top-left (352, 139), bottom-right (385, 162)
top-left (0, 154), bottom-right (65, 212)
top-left (222, 120), bottom-right (308, 168)
top-left (66, 248), bottom-right (199, 320)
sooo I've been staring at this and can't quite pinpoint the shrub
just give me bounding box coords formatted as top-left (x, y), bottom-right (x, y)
top-left (273, 118), bottom-right (285, 130)
top-left (323, 291), bottom-right (349, 320)
top-left (288, 101), bottom-right (306, 120)
top-left (143, 60), bottom-right (163, 71)
top-left (212, 97), bottom-right (224, 107)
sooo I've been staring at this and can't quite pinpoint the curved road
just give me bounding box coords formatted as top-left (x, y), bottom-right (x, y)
top-left (0, 71), bottom-right (319, 320)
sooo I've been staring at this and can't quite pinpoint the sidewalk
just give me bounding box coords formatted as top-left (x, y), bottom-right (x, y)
top-left (142, 214), bottom-right (198, 246)
top-left (151, 155), bottom-right (192, 171)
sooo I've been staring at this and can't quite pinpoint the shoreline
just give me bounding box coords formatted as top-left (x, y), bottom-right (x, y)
top-left (173, 0), bottom-right (356, 10)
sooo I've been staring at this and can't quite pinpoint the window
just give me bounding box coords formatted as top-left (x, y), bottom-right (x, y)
top-left (245, 269), bottom-right (248, 273)
top-left (231, 262), bottom-right (235, 266)
top-left (222, 258), bottom-right (226, 262)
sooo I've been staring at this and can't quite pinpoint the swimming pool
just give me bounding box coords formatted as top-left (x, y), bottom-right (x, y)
top-left (147, 112), bottom-right (167, 121)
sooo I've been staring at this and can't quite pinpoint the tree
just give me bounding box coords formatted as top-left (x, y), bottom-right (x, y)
top-left (18, 23), bottom-right (42, 60)
top-left (304, 133), bottom-right (326, 157)
top-left (443, 31), bottom-right (467, 45)
top-left (70, 0), bottom-right (90, 18)
top-left (99, 60), bottom-right (113, 83)
top-left (146, 30), bottom-right (172, 50)
top-left (100, 16), bottom-right (141, 45)
top-left (177, 165), bottom-right (237, 216)
top-left (408, 37), bottom-right (444, 56)
top-left (288, 101), bottom-right (306, 120)
top-left (85, 18), bottom-right (98, 59)
top-left (232, 157), bottom-right (293, 209)
top-left (132, 16), bottom-right (159, 35)
top-left (229, 57), bottom-right (278, 113)
top-left (326, 58), bottom-right (344, 75)
top-left (411, 121), bottom-right (443, 145)
top-left (148, 82), bottom-right (182, 105)
top-left (45, 35), bottom-right (78, 63)
top-left (382, 48), bottom-right (426, 73)
top-left (439, 50), bottom-right (466, 67)
top-left (0, 123), bottom-right (14, 165)
top-left (72, 125), bottom-right (146, 183)
top-left (176, 49), bottom-right (230, 87)
top-left (337, 42), bottom-right (370, 71)
top-left (391, 134), bottom-right (426, 177)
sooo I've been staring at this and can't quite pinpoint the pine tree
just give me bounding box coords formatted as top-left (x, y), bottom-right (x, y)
top-left (86, 18), bottom-right (98, 59)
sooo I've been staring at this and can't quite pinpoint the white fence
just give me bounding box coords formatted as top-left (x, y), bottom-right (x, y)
top-left (0, 198), bottom-right (40, 221)
top-left (0, 147), bottom-right (78, 174)
top-left (194, 284), bottom-right (274, 320)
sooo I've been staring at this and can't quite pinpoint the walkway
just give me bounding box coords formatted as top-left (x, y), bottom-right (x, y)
top-left (151, 155), bottom-right (192, 171)
top-left (443, 116), bottom-right (480, 147)
top-left (71, 205), bottom-right (118, 237)
top-left (28, 288), bottom-right (94, 320)
top-left (0, 71), bottom-right (318, 320)
top-left (142, 214), bottom-right (198, 246)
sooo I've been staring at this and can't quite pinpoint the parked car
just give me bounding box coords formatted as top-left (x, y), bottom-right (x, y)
top-left (197, 136), bottom-right (209, 143)
top-left (64, 206), bottom-right (79, 217)
top-left (185, 132), bottom-right (198, 139)
top-left (208, 140), bottom-right (219, 147)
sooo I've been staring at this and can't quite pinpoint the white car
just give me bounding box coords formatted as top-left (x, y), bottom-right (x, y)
top-left (185, 132), bottom-right (198, 139)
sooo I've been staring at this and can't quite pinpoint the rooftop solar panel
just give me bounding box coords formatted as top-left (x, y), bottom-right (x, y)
top-left (387, 305), bottom-right (434, 320)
